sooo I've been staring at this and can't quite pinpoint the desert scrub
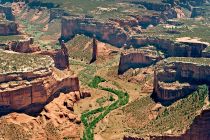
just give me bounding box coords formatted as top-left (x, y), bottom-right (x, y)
top-left (0, 50), bottom-right (53, 74)
top-left (126, 85), bottom-right (209, 136)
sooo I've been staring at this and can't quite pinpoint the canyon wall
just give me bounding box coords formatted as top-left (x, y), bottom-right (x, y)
top-left (118, 48), bottom-right (162, 74)
top-left (0, 20), bottom-right (18, 35)
top-left (49, 8), bottom-right (70, 21)
top-left (39, 49), bottom-right (69, 70)
top-left (61, 16), bottom-right (128, 47)
top-left (0, 68), bottom-right (79, 115)
top-left (0, 51), bottom-right (79, 115)
top-left (6, 37), bottom-right (41, 53)
top-left (0, 4), bottom-right (15, 21)
top-left (130, 1), bottom-right (171, 11)
top-left (153, 58), bottom-right (210, 102)
top-left (61, 16), bottom-right (208, 57)
top-left (129, 37), bottom-right (208, 57)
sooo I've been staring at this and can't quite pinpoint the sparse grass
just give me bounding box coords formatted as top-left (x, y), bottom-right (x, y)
top-left (0, 35), bottom-right (25, 43)
top-left (39, 0), bottom-right (154, 20)
top-left (125, 85), bottom-right (209, 136)
top-left (67, 35), bottom-right (92, 62)
top-left (0, 50), bottom-right (53, 74)
top-left (166, 57), bottom-right (210, 65)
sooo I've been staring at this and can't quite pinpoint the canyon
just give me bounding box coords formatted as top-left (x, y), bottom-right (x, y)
top-left (153, 57), bottom-right (210, 103)
top-left (0, 50), bottom-right (79, 115)
top-left (0, 0), bottom-right (209, 140)
top-left (118, 46), bottom-right (163, 74)
top-left (0, 20), bottom-right (18, 35)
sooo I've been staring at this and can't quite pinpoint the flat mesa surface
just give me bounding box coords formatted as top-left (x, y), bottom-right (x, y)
top-left (166, 57), bottom-right (210, 66)
top-left (0, 50), bottom-right (54, 74)
top-left (0, 35), bottom-right (25, 43)
top-left (42, 0), bottom-right (156, 20)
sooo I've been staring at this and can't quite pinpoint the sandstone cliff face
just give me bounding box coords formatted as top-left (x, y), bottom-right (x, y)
top-left (129, 37), bottom-right (208, 57)
top-left (6, 37), bottom-right (40, 53)
top-left (118, 48), bottom-right (163, 74)
top-left (0, 4), bottom-right (15, 21)
top-left (61, 16), bottom-right (208, 57)
top-left (162, 7), bottom-right (186, 19)
top-left (49, 8), bottom-right (69, 21)
top-left (0, 20), bottom-right (18, 35)
top-left (61, 16), bottom-right (128, 47)
top-left (191, 7), bottom-right (205, 18)
top-left (0, 51), bottom-right (79, 115)
top-left (38, 49), bottom-right (70, 70)
top-left (0, 91), bottom-right (83, 139)
top-left (148, 109), bottom-right (210, 140)
top-left (131, 1), bottom-right (171, 11)
top-left (153, 57), bottom-right (210, 102)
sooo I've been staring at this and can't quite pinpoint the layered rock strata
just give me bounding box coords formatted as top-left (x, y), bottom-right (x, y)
top-left (0, 91), bottom-right (84, 139)
top-left (0, 20), bottom-right (18, 35)
top-left (61, 16), bottom-right (128, 47)
top-left (129, 37), bottom-right (209, 57)
top-left (49, 8), bottom-right (70, 21)
top-left (0, 50), bottom-right (79, 115)
top-left (124, 109), bottom-right (210, 140)
top-left (118, 47), bottom-right (163, 74)
top-left (0, 4), bottom-right (15, 21)
top-left (154, 57), bottom-right (210, 102)
top-left (6, 37), bottom-right (40, 53)
top-left (61, 17), bottom-right (208, 57)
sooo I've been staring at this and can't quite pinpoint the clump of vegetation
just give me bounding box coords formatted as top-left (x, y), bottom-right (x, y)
top-left (96, 97), bottom-right (107, 106)
top-left (88, 76), bottom-right (106, 88)
top-left (82, 76), bottom-right (129, 140)
top-left (109, 95), bottom-right (115, 101)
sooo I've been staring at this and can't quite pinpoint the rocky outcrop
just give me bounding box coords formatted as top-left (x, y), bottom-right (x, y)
top-left (191, 7), bottom-right (205, 18)
top-left (49, 8), bottom-right (70, 21)
top-left (90, 37), bottom-right (98, 63)
top-left (61, 16), bottom-right (208, 56)
top-left (129, 37), bottom-right (208, 57)
top-left (0, 20), bottom-right (18, 35)
top-left (131, 1), bottom-right (171, 11)
top-left (6, 37), bottom-right (41, 53)
top-left (61, 16), bottom-right (128, 47)
top-left (153, 57), bottom-right (210, 103)
top-left (38, 42), bottom-right (70, 70)
top-left (0, 91), bottom-right (84, 139)
top-left (118, 47), bottom-right (163, 74)
top-left (0, 4), bottom-right (15, 21)
top-left (0, 50), bottom-right (79, 115)
top-left (161, 7), bottom-right (185, 19)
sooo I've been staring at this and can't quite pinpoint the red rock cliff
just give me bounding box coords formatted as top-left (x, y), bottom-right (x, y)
top-left (153, 57), bottom-right (210, 102)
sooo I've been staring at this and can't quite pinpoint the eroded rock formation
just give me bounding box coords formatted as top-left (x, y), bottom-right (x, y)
top-left (49, 8), bottom-right (69, 21)
top-left (0, 91), bottom-right (83, 139)
top-left (0, 50), bottom-right (79, 115)
top-left (0, 20), bottom-right (18, 35)
top-left (153, 57), bottom-right (210, 103)
top-left (61, 16), bottom-right (128, 47)
top-left (118, 46), bottom-right (163, 74)
top-left (61, 16), bottom-right (208, 58)
top-left (129, 37), bottom-right (209, 57)
top-left (6, 37), bottom-right (41, 53)
top-left (0, 4), bottom-right (15, 21)
top-left (38, 41), bottom-right (70, 70)
top-left (90, 36), bottom-right (98, 63)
